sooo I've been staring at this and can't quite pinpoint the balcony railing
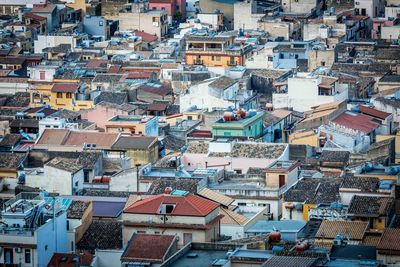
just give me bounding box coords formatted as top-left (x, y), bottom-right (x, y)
top-left (0, 227), bottom-right (35, 237)
top-left (187, 49), bottom-right (244, 56)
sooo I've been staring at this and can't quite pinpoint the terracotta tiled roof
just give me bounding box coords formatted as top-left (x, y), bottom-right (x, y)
top-left (32, 3), bottom-right (56, 13)
top-left (315, 221), bottom-right (369, 240)
top-left (107, 65), bottom-right (121, 74)
top-left (139, 84), bottom-right (172, 96)
top-left (46, 157), bottom-right (83, 174)
top-left (48, 252), bottom-right (94, 267)
top-left (124, 194), bottom-right (220, 217)
top-left (198, 188), bottom-right (234, 207)
top-left (63, 131), bottom-right (118, 148)
top-left (340, 176), bottom-right (381, 192)
top-left (134, 30), bottom-right (158, 43)
top-left (220, 208), bottom-right (248, 226)
top-left (24, 12), bottom-right (47, 21)
top-left (36, 129), bottom-right (69, 145)
top-left (332, 111), bottom-right (380, 134)
top-left (121, 234), bottom-right (176, 263)
top-left (77, 220), bottom-right (122, 250)
top-left (358, 105), bottom-right (391, 120)
top-left (37, 129), bottom-right (118, 149)
top-left (377, 228), bottom-right (400, 251)
top-left (0, 152), bottom-right (26, 170)
top-left (284, 178), bottom-right (342, 204)
top-left (67, 200), bottom-right (91, 219)
top-left (9, 119), bottom-right (39, 129)
top-left (209, 76), bottom-right (237, 91)
top-left (0, 134), bottom-right (21, 147)
top-left (186, 141), bottom-right (209, 154)
top-left (362, 231), bottom-right (382, 246)
top-left (126, 72), bottom-right (152, 79)
top-left (147, 179), bottom-right (199, 195)
top-left (148, 102), bottom-right (168, 111)
top-left (112, 136), bottom-right (157, 150)
top-left (51, 83), bottom-right (78, 93)
top-left (349, 195), bottom-right (394, 217)
top-left (85, 59), bottom-right (108, 69)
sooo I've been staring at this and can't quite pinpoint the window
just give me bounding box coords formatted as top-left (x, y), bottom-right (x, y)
top-left (99, 20), bottom-right (103, 26)
top-left (152, 17), bottom-right (160, 23)
top-left (137, 231), bottom-right (146, 234)
top-left (295, 54), bottom-right (299, 59)
top-left (238, 202), bottom-right (246, 206)
top-left (183, 233), bottom-right (192, 244)
top-left (23, 248), bottom-right (30, 263)
top-left (361, 8), bottom-right (366, 16)
top-left (57, 92), bottom-right (62, 98)
top-left (321, 61), bottom-right (326, 66)
top-left (279, 175), bottom-right (285, 187)
top-left (234, 169), bottom-right (242, 174)
top-left (71, 242), bottom-right (74, 251)
top-left (279, 53), bottom-right (284, 59)
top-left (67, 220), bottom-right (70, 230)
top-left (165, 204), bottom-right (174, 213)
top-left (39, 71), bottom-right (45, 80)
top-left (75, 181), bottom-right (78, 187)
top-left (84, 171), bottom-right (89, 183)
top-left (268, 56), bottom-right (273, 61)
top-left (66, 92), bottom-right (72, 98)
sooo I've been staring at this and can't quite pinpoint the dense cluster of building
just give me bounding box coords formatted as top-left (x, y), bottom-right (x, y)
top-left (0, 0), bottom-right (399, 266)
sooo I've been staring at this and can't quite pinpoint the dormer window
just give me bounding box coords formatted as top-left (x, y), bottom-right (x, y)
top-left (159, 204), bottom-right (175, 214)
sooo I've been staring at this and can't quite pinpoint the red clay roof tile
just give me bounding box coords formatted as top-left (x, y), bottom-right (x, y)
top-left (359, 105), bottom-right (391, 120)
top-left (332, 112), bottom-right (380, 133)
top-left (121, 234), bottom-right (176, 263)
top-left (124, 194), bottom-right (220, 217)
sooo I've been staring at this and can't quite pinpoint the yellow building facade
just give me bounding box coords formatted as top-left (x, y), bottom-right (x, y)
top-left (289, 130), bottom-right (319, 147)
top-left (30, 80), bottom-right (93, 111)
top-left (185, 35), bottom-right (253, 67)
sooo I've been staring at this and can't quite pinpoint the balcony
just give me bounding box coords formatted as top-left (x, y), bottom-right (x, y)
top-left (193, 60), bottom-right (203, 65)
top-left (187, 48), bottom-right (244, 56)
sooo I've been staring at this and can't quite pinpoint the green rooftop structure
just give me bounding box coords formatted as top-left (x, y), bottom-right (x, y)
top-left (212, 111), bottom-right (264, 138)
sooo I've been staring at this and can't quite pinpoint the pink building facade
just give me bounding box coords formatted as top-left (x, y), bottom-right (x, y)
top-left (149, 0), bottom-right (186, 23)
top-left (80, 104), bottom-right (137, 131)
top-left (372, 18), bottom-right (396, 39)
